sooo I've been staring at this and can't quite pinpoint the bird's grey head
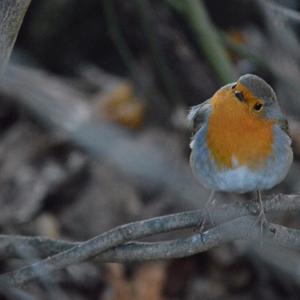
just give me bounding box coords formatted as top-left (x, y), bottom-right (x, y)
top-left (238, 74), bottom-right (284, 121)
top-left (238, 74), bottom-right (276, 104)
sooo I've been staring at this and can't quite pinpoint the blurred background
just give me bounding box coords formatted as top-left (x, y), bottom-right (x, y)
top-left (1, 0), bottom-right (300, 299)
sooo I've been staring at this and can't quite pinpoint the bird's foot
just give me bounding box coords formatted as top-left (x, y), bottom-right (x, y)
top-left (255, 206), bottom-right (268, 247)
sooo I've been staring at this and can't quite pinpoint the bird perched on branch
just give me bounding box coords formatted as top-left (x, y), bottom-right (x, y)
top-left (189, 74), bottom-right (293, 224)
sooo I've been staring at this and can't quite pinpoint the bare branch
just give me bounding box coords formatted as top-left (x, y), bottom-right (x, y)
top-left (0, 194), bottom-right (299, 288)
top-left (0, 64), bottom-right (210, 209)
top-left (264, 0), bottom-right (300, 24)
top-left (0, 193), bottom-right (298, 260)
top-left (99, 218), bottom-right (300, 262)
top-left (0, 209), bottom-right (209, 288)
top-left (0, 0), bottom-right (31, 74)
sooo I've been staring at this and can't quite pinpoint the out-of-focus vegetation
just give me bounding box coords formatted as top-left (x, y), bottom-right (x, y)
top-left (1, 0), bottom-right (300, 299)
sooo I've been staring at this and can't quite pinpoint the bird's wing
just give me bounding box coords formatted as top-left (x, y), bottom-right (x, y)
top-left (188, 99), bottom-right (211, 136)
top-left (278, 118), bottom-right (290, 136)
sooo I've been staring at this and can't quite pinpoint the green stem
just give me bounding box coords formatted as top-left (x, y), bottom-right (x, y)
top-left (169, 0), bottom-right (236, 84)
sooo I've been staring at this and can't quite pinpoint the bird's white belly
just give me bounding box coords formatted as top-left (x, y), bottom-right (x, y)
top-left (190, 125), bottom-right (293, 193)
top-left (212, 165), bottom-right (278, 193)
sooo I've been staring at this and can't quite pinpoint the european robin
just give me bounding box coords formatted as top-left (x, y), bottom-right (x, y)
top-left (189, 74), bottom-right (293, 222)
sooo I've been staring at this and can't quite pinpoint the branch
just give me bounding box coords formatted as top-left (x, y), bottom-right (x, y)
top-left (0, 0), bottom-right (31, 75)
top-left (0, 63), bottom-right (210, 209)
top-left (264, 0), bottom-right (300, 24)
top-left (0, 194), bottom-right (299, 288)
top-left (99, 217), bottom-right (300, 262)
top-left (0, 209), bottom-right (210, 288)
top-left (0, 193), bottom-right (298, 260)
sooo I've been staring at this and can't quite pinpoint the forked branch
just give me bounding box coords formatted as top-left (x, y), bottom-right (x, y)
top-left (0, 194), bottom-right (299, 288)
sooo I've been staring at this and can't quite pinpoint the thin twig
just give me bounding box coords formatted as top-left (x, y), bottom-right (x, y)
top-left (0, 193), bottom-right (297, 260)
top-left (0, 209), bottom-right (210, 288)
top-left (264, 0), bottom-right (300, 24)
top-left (0, 194), bottom-right (299, 288)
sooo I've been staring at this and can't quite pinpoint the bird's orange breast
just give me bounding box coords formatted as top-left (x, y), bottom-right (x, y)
top-left (206, 88), bottom-right (274, 170)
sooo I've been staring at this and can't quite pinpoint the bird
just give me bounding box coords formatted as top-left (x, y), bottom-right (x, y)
top-left (188, 74), bottom-right (293, 228)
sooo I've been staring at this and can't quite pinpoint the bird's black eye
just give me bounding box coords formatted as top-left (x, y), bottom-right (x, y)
top-left (254, 102), bottom-right (263, 111)
top-left (234, 91), bottom-right (244, 101)
top-left (231, 84), bottom-right (237, 89)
